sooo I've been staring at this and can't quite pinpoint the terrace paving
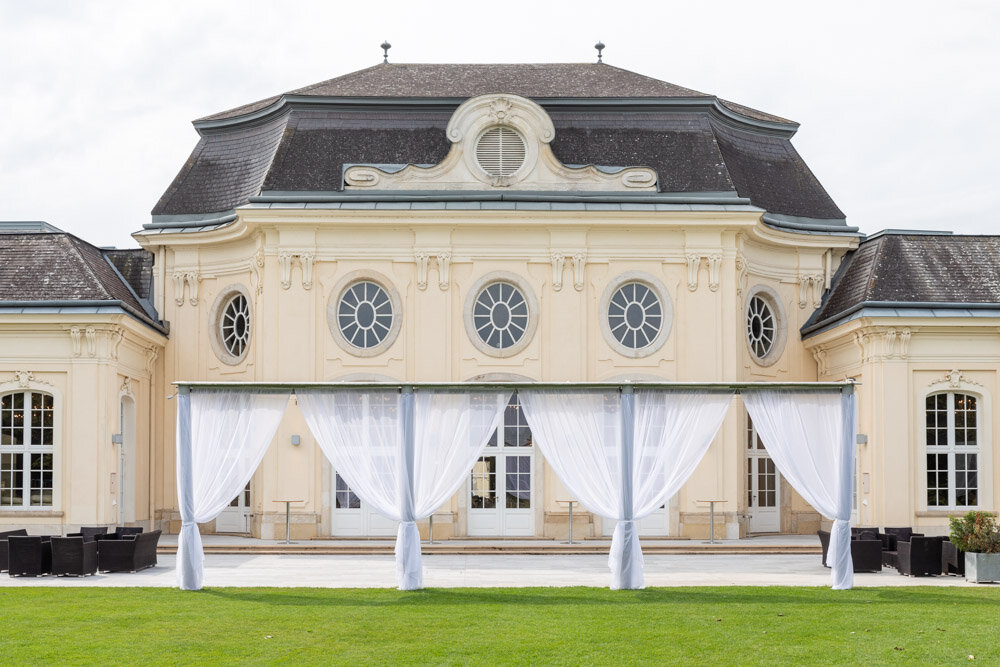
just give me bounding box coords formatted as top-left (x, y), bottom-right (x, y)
top-left (2, 534), bottom-right (985, 588)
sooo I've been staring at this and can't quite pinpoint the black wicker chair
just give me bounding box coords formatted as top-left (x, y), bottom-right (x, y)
top-left (818, 529), bottom-right (882, 572)
top-left (98, 529), bottom-right (160, 573)
top-left (898, 536), bottom-right (945, 576)
top-left (7, 536), bottom-right (52, 577)
top-left (851, 538), bottom-right (883, 573)
top-left (67, 526), bottom-right (109, 542)
top-left (0, 528), bottom-right (29, 572)
top-left (817, 530), bottom-right (830, 566)
top-left (941, 539), bottom-right (966, 576)
top-left (94, 526), bottom-right (143, 542)
top-left (881, 527), bottom-right (924, 569)
top-left (51, 536), bottom-right (98, 576)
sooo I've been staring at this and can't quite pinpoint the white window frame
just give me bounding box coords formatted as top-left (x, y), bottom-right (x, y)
top-left (925, 391), bottom-right (981, 510)
top-left (0, 390), bottom-right (55, 509)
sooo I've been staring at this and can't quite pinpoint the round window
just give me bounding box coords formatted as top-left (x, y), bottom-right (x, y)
top-left (473, 281), bottom-right (529, 350)
top-left (337, 281), bottom-right (395, 350)
top-left (209, 284), bottom-right (253, 365)
top-left (744, 285), bottom-right (786, 366)
top-left (607, 282), bottom-right (663, 350)
top-left (746, 295), bottom-right (775, 359)
top-left (476, 127), bottom-right (526, 177)
top-left (220, 294), bottom-right (251, 358)
top-left (599, 272), bottom-right (672, 358)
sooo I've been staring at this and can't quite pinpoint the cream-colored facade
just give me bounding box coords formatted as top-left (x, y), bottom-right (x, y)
top-left (4, 71), bottom-right (997, 541)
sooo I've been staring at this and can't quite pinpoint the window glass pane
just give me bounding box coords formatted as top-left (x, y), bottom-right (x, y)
top-left (470, 456), bottom-right (497, 508)
top-left (506, 456), bottom-right (530, 508)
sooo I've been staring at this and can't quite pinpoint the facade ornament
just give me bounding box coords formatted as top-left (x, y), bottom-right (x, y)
top-left (488, 96), bottom-right (514, 123)
top-left (69, 326), bottom-right (83, 357)
top-left (110, 327), bottom-right (125, 360)
top-left (550, 252), bottom-right (566, 292)
top-left (436, 252), bottom-right (452, 291)
top-left (300, 252), bottom-right (315, 291)
top-left (686, 254), bottom-right (702, 292)
top-left (798, 274), bottom-right (826, 309)
top-left (15, 370), bottom-right (34, 388)
top-left (145, 346), bottom-right (159, 375)
top-left (250, 248), bottom-right (265, 295)
top-left (899, 328), bottom-right (912, 357)
top-left (415, 252), bottom-right (430, 290)
top-left (85, 326), bottom-right (97, 357)
top-left (278, 251), bottom-right (293, 290)
top-left (735, 252), bottom-right (748, 298)
top-left (707, 254), bottom-right (723, 292)
top-left (572, 253), bottom-right (586, 291)
top-left (185, 272), bottom-right (200, 306)
top-left (120, 376), bottom-right (133, 398)
top-left (172, 272), bottom-right (185, 307)
top-left (929, 369), bottom-right (983, 389)
top-left (853, 331), bottom-right (871, 363)
top-left (811, 347), bottom-right (829, 376)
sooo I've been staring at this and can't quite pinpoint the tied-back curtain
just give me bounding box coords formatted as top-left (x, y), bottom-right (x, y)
top-left (176, 389), bottom-right (290, 590)
top-left (519, 389), bottom-right (732, 589)
top-left (298, 389), bottom-right (508, 590)
top-left (743, 389), bottom-right (857, 590)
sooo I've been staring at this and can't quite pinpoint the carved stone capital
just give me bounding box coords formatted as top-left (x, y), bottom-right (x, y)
top-left (414, 251), bottom-right (430, 290)
top-left (571, 253), bottom-right (586, 291)
top-left (550, 252), bottom-right (566, 291)
top-left (69, 326), bottom-right (83, 357)
top-left (278, 251), bottom-right (293, 290)
top-left (686, 254), bottom-right (702, 292)
top-left (300, 252), bottom-right (315, 290)
top-left (436, 252), bottom-right (452, 291)
top-left (172, 272), bottom-right (186, 307)
top-left (185, 272), bottom-right (200, 306)
top-left (707, 254), bottom-right (722, 292)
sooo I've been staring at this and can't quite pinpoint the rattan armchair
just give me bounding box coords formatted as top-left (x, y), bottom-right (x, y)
top-left (67, 526), bottom-right (109, 542)
top-left (51, 536), bottom-right (98, 576)
top-left (0, 528), bottom-right (29, 572)
top-left (7, 536), bottom-right (52, 577)
top-left (98, 529), bottom-right (160, 573)
top-left (897, 536), bottom-right (945, 576)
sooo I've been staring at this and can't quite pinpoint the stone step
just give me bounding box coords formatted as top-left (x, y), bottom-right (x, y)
top-left (157, 543), bottom-right (821, 556)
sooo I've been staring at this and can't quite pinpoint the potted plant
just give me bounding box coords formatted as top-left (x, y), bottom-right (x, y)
top-left (949, 511), bottom-right (1000, 583)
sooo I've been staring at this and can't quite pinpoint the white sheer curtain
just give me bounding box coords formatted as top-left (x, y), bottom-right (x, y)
top-left (298, 389), bottom-right (508, 590)
top-left (176, 389), bottom-right (290, 590)
top-left (520, 389), bottom-right (732, 589)
top-left (743, 389), bottom-right (857, 589)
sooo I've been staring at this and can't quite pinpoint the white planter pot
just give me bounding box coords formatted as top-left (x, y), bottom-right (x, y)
top-left (965, 552), bottom-right (1000, 583)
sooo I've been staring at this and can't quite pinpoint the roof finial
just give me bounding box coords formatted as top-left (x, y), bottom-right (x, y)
top-left (595, 41), bottom-right (605, 64)
top-left (381, 41), bottom-right (392, 64)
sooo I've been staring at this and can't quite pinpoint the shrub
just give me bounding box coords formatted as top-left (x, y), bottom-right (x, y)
top-left (949, 511), bottom-right (1000, 553)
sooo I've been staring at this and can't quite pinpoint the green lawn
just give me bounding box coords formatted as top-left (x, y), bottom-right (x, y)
top-left (1, 587), bottom-right (997, 664)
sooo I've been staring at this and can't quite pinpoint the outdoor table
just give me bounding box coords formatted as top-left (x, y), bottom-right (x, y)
top-left (696, 499), bottom-right (727, 544)
top-left (556, 500), bottom-right (578, 544)
top-left (272, 499), bottom-right (304, 545)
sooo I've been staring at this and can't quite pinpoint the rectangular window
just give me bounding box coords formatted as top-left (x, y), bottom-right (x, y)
top-left (0, 392), bottom-right (54, 508)
top-left (925, 392), bottom-right (980, 509)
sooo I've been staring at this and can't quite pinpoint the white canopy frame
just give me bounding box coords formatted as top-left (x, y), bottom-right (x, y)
top-left (174, 380), bottom-right (857, 590)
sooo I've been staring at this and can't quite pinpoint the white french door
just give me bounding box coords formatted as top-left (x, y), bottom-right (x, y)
top-left (330, 472), bottom-right (397, 537)
top-left (468, 395), bottom-right (534, 536)
top-left (217, 482), bottom-right (251, 533)
top-left (747, 414), bottom-right (780, 533)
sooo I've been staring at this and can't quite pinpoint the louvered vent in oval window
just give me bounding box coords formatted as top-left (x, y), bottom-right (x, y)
top-left (475, 127), bottom-right (526, 177)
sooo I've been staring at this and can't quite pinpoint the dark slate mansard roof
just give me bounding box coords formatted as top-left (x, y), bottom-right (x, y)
top-left (802, 232), bottom-right (1000, 337)
top-left (149, 63), bottom-right (847, 232)
top-left (0, 225), bottom-right (163, 332)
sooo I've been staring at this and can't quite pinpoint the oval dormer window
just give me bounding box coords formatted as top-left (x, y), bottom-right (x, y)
top-left (475, 127), bottom-right (526, 177)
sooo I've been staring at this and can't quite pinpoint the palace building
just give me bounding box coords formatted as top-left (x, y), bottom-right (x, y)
top-left (1, 62), bottom-right (997, 540)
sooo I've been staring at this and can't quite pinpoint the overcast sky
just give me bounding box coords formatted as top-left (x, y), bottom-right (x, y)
top-left (1, 0), bottom-right (997, 248)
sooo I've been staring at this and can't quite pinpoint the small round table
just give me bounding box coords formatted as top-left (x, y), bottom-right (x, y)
top-left (556, 500), bottom-right (578, 544)
top-left (695, 499), bottom-right (727, 544)
top-left (272, 499), bottom-right (304, 545)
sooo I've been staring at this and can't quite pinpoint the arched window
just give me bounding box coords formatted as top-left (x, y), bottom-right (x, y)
top-left (0, 391), bottom-right (54, 507)
top-left (925, 392), bottom-right (979, 508)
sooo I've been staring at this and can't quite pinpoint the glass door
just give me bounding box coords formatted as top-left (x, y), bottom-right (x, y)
top-left (468, 395), bottom-right (534, 536)
top-left (217, 482), bottom-right (251, 533)
top-left (747, 414), bottom-right (780, 533)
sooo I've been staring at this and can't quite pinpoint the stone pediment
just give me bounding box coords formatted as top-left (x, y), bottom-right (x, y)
top-left (344, 94), bottom-right (657, 192)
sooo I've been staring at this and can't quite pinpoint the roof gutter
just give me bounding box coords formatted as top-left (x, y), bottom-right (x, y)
top-left (0, 300), bottom-right (168, 335)
top-left (801, 300), bottom-right (1000, 337)
top-left (762, 213), bottom-right (858, 234)
top-left (144, 212), bottom-right (238, 230)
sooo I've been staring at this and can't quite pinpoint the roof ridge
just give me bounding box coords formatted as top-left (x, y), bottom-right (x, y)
top-left (598, 63), bottom-right (708, 97)
top-left (861, 235), bottom-right (887, 303)
top-left (64, 234), bottom-right (118, 301)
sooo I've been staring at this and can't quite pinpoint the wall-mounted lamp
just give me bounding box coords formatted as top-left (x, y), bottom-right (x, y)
top-left (290, 434), bottom-right (301, 446)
